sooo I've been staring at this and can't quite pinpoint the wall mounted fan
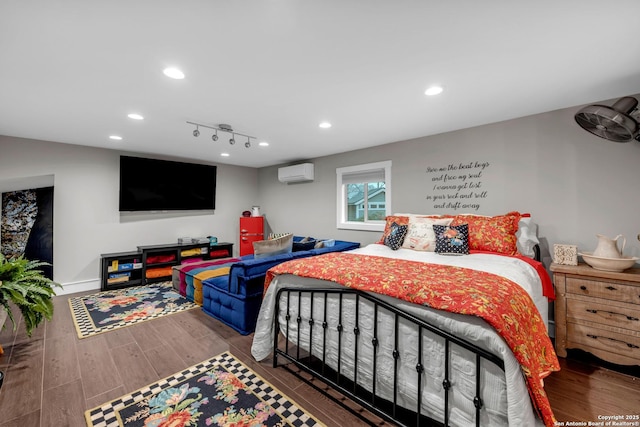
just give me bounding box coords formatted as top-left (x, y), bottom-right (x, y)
top-left (574, 96), bottom-right (640, 142)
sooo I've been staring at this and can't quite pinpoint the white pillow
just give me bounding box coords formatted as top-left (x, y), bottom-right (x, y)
top-left (516, 217), bottom-right (540, 258)
top-left (401, 217), bottom-right (454, 251)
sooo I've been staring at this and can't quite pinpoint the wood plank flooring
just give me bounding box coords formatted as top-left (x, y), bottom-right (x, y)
top-left (0, 291), bottom-right (638, 426)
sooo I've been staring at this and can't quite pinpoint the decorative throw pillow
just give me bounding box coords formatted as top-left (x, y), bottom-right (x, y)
top-left (450, 212), bottom-right (521, 255)
top-left (253, 233), bottom-right (294, 259)
top-left (378, 215), bottom-right (409, 243)
top-left (433, 224), bottom-right (470, 255)
top-left (401, 216), bottom-right (454, 251)
top-left (293, 236), bottom-right (317, 252)
top-left (268, 232), bottom-right (292, 240)
top-left (383, 222), bottom-right (408, 250)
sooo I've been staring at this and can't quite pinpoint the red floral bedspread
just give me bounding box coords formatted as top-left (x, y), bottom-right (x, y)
top-left (265, 252), bottom-right (560, 427)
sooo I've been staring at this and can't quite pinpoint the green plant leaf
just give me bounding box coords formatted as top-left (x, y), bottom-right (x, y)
top-left (0, 254), bottom-right (60, 337)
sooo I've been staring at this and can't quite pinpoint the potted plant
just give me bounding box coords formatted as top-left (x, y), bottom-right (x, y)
top-left (0, 254), bottom-right (61, 338)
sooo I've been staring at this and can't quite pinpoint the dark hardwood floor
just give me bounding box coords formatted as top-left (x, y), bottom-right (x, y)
top-left (0, 290), bottom-right (638, 426)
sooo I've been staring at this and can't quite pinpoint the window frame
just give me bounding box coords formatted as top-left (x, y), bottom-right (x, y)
top-left (336, 160), bottom-right (392, 232)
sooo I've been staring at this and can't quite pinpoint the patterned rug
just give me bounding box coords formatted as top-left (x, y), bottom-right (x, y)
top-left (69, 282), bottom-right (198, 339)
top-left (85, 352), bottom-right (325, 427)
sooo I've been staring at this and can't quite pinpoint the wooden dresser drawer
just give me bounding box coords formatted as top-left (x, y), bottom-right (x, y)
top-left (566, 276), bottom-right (640, 305)
top-left (567, 297), bottom-right (640, 331)
top-left (567, 322), bottom-right (640, 363)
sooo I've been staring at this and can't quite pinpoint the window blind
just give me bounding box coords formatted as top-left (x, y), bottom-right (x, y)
top-left (341, 168), bottom-right (386, 184)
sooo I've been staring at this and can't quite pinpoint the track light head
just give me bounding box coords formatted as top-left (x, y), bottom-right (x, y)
top-left (229, 135), bottom-right (236, 145)
top-left (245, 141), bottom-right (251, 148)
top-left (212, 131), bottom-right (218, 142)
top-left (193, 128), bottom-right (200, 137)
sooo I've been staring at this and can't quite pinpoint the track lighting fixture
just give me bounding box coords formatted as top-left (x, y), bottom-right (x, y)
top-left (187, 121), bottom-right (259, 149)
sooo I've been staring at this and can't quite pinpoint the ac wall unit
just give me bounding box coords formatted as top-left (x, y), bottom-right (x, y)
top-left (278, 163), bottom-right (314, 183)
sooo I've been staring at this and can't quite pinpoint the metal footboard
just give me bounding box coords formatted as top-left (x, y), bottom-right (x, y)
top-left (273, 287), bottom-right (505, 427)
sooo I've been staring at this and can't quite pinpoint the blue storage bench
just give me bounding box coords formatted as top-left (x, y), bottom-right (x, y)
top-left (201, 237), bottom-right (360, 335)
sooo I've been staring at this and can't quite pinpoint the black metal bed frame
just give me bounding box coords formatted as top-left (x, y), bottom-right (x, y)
top-left (273, 287), bottom-right (506, 427)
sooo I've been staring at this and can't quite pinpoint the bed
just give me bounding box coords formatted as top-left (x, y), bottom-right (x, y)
top-left (251, 213), bottom-right (559, 427)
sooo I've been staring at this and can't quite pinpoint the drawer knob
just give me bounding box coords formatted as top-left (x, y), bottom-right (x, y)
top-left (580, 285), bottom-right (587, 290)
top-left (586, 309), bottom-right (639, 321)
top-left (586, 334), bottom-right (640, 349)
top-left (605, 285), bottom-right (617, 291)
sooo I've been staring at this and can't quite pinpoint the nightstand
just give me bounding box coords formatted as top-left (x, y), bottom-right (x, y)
top-left (551, 262), bottom-right (640, 365)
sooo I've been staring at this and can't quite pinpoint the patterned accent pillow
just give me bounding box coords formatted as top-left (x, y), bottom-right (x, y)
top-left (433, 224), bottom-right (470, 255)
top-left (383, 222), bottom-right (408, 250)
top-left (268, 232), bottom-right (292, 240)
top-left (401, 216), bottom-right (454, 251)
top-left (378, 215), bottom-right (410, 244)
top-left (450, 212), bottom-right (521, 255)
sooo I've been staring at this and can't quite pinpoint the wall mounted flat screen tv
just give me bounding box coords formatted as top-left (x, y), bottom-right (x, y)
top-left (119, 156), bottom-right (217, 211)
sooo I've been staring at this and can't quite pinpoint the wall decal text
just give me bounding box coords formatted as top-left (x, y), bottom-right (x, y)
top-left (425, 161), bottom-right (491, 211)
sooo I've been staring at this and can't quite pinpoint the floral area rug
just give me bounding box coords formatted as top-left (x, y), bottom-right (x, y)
top-left (85, 352), bottom-right (325, 427)
top-left (69, 282), bottom-right (198, 339)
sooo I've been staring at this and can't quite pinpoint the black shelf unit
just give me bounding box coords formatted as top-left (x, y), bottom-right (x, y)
top-left (100, 242), bottom-right (233, 290)
top-left (100, 251), bottom-right (143, 291)
top-left (139, 242), bottom-right (233, 285)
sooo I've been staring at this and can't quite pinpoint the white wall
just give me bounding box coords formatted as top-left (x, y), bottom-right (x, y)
top-left (256, 96), bottom-right (640, 266)
top-left (0, 136), bottom-right (259, 294)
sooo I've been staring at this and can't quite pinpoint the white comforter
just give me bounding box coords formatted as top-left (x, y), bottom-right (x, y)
top-left (251, 244), bottom-right (549, 427)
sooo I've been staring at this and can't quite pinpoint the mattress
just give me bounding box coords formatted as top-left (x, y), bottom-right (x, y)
top-left (252, 243), bottom-right (553, 426)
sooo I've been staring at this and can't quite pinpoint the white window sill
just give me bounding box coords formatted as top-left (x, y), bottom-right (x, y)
top-left (337, 221), bottom-right (385, 232)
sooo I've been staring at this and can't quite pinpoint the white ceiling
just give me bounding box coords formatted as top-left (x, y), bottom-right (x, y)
top-left (2, 1), bottom-right (640, 168)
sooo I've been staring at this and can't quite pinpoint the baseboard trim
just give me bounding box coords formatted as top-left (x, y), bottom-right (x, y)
top-left (55, 279), bottom-right (100, 296)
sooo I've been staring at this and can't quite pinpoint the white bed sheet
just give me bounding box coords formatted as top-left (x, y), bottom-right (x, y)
top-left (251, 244), bottom-right (549, 427)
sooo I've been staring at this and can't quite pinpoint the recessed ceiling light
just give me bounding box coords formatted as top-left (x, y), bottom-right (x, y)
top-left (163, 67), bottom-right (185, 79)
top-left (319, 122), bottom-right (332, 129)
top-left (220, 152), bottom-right (230, 157)
top-left (109, 135), bottom-right (123, 140)
top-left (127, 113), bottom-right (144, 120)
top-left (259, 141), bottom-right (269, 147)
top-left (425, 86), bottom-right (443, 96)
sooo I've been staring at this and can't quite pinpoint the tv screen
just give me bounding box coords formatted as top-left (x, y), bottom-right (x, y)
top-left (119, 156), bottom-right (217, 211)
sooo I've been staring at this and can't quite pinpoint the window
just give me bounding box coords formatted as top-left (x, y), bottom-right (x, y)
top-left (336, 161), bottom-right (392, 231)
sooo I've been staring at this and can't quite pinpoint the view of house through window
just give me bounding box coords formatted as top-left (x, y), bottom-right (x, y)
top-left (336, 161), bottom-right (391, 231)
top-left (346, 182), bottom-right (386, 222)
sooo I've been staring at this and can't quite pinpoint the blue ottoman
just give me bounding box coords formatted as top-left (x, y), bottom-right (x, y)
top-left (201, 276), bottom-right (263, 335)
